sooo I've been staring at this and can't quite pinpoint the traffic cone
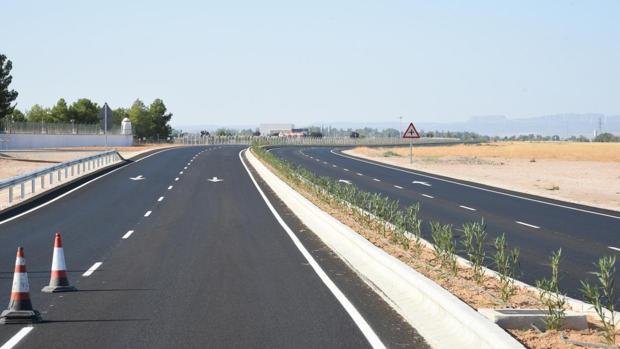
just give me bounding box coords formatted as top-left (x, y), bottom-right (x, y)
top-left (42, 232), bottom-right (77, 293)
top-left (0, 247), bottom-right (42, 324)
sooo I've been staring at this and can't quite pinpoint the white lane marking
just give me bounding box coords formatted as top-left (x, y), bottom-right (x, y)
top-left (158, 196), bottom-right (164, 202)
top-left (239, 149), bottom-right (386, 349)
top-left (144, 211), bottom-right (152, 217)
top-left (332, 150), bottom-right (620, 220)
top-left (175, 177), bottom-right (179, 181)
top-left (83, 262), bottom-right (103, 277)
top-left (316, 159), bottom-right (320, 162)
top-left (332, 165), bottom-right (337, 168)
top-left (356, 173), bottom-right (363, 176)
top-left (339, 179), bottom-right (352, 185)
top-left (122, 230), bottom-right (134, 239)
top-left (608, 246), bottom-right (620, 252)
top-left (179, 171), bottom-right (184, 175)
top-left (323, 162), bottom-right (329, 165)
top-left (422, 194), bottom-right (434, 199)
top-left (0, 148), bottom-right (174, 226)
top-left (373, 178), bottom-right (381, 182)
top-left (168, 185), bottom-right (173, 190)
top-left (459, 205), bottom-right (477, 211)
top-left (0, 327), bottom-right (34, 349)
top-left (343, 168), bottom-right (349, 172)
top-left (516, 221), bottom-right (540, 229)
top-left (412, 181), bottom-right (431, 187)
top-left (184, 167), bottom-right (188, 170)
top-left (393, 185), bottom-right (403, 189)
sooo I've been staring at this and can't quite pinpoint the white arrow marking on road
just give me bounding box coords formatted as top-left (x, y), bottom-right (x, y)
top-left (338, 179), bottom-right (352, 185)
top-left (412, 181), bottom-right (431, 187)
top-left (130, 175), bottom-right (145, 181)
top-left (208, 177), bottom-right (224, 182)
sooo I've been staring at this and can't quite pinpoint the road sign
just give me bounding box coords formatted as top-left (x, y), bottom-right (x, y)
top-left (402, 122), bottom-right (420, 139)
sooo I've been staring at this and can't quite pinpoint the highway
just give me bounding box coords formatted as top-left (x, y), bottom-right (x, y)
top-left (0, 146), bottom-right (427, 348)
top-left (271, 146), bottom-right (620, 301)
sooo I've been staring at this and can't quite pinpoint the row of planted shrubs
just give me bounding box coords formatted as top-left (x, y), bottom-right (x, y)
top-left (251, 145), bottom-right (617, 344)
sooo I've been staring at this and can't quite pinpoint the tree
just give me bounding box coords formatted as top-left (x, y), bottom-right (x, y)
top-left (68, 98), bottom-right (99, 124)
top-left (128, 99), bottom-right (151, 139)
top-left (50, 98), bottom-right (70, 122)
top-left (112, 107), bottom-right (128, 127)
top-left (26, 104), bottom-right (51, 122)
top-left (594, 132), bottom-right (619, 143)
top-left (10, 109), bottom-right (26, 122)
top-left (0, 54), bottom-right (18, 119)
top-left (148, 99), bottom-right (172, 140)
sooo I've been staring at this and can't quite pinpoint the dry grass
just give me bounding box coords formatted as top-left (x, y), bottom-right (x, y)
top-left (355, 142), bottom-right (620, 163)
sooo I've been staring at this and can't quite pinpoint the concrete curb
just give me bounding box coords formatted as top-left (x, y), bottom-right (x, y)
top-left (246, 149), bottom-right (524, 349)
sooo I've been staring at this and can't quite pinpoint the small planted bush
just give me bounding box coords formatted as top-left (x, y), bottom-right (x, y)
top-left (430, 222), bottom-right (457, 275)
top-left (462, 219), bottom-right (487, 285)
top-left (493, 233), bottom-right (520, 303)
top-left (535, 249), bottom-right (566, 330)
top-left (581, 256), bottom-right (617, 345)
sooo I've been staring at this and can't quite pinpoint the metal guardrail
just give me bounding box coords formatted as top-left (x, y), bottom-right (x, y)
top-left (175, 135), bottom-right (461, 146)
top-left (1, 120), bottom-right (123, 135)
top-left (0, 150), bottom-right (123, 210)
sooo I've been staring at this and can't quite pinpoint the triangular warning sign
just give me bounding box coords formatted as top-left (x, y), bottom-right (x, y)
top-left (402, 122), bottom-right (421, 139)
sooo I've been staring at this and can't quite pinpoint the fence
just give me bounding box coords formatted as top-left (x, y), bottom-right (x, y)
top-left (0, 151), bottom-right (123, 211)
top-left (1, 119), bottom-right (123, 135)
top-left (175, 135), bottom-right (461, 146)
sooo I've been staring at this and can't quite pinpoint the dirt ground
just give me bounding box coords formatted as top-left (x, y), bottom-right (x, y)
top-left (346, 142), bottom-right (620, 212)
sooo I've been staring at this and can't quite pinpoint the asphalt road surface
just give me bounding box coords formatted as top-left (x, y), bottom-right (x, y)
top-left (0, 145), bottom-right (427, 349)
top-left (271, 146), bottom-right (620, 302)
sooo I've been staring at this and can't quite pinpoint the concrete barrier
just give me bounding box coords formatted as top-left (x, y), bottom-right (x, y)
top-left (246, 149), bottom-right (524, 349)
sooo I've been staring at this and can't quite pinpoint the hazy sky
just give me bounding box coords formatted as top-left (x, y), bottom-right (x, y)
top-left (3, 0), bottom-right (619, 127)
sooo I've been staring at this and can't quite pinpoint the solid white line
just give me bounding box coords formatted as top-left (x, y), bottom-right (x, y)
top-left (608, 246), bottom-right (620, 252)
top-left (332, 150), bottom-right (620, 220)
top-left (516, 221), bottom-right (540, 229)
top-left (373, 178), bottom-right (381, 182)
top-left (158, 196), bottom-right (164, 202)
top-left (459, 205), bottom-right (477, 211)
top-left (83, 262), bottom-right (102, 277)
top-left (168, 185), bottom-right (173, 190)
top-left (0, 327), bottom-right (34, 349)
top-left (393, 185), bottom-right (403, 189)
top-left (0, 148), bottom-right (175, 226)
top-left (175, 177), bottom-right (179, 181)
top-left (122, 230), bottom-right (134, 239)
top-left (144, 211), bottom-right (152, 217)
top-left (422, 194), bottom-right (434, 199)
top-left (239, 149), bottom-right (385, 349)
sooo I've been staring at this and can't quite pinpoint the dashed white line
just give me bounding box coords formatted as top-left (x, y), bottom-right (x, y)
top-left (332, 165), bottom-right (337, 168)
top-left (343, 168), bottom-right (349, 172)
top-left (184, 167), bottom-right (188, 170)
top-left (175, 177), bottom-right (179, 181)
top-left (323, 162), bottom-right (329, 165)
top-left (516, 221), bottom-right (540, 229)
top-left (144, 211), bottom-right (152, 217)
top-left (422, 194), bottom-right (434, 199)
top-left (158, 196), bottom-right (164, 202)
top-left (393, 185), bottom-right (403, 189)
top-left (608, 246), bottom-right (620, 252)
top-left (168, 185), bottom-right (173, 190)
top-left (356, 173), bottom-right (363, 176)
top-left (373, 178), bottom-right (381, 182)
top-left (122, 230), bottom-right (134, 239)
top-left (83, 262), bottom-right (103, 277)
top-left (0, 326), bottom-right (34, 349)
top-left (179, 171), bottom-right (184, 175)
top-left (459, 205), bottom-right (477, 211)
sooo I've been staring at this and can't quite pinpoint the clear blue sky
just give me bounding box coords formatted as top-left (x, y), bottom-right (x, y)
top-left (3, 0), bottom-right (619, 127)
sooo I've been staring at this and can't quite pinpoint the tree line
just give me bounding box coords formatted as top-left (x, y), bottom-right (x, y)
top-left (1, 53), bottom-right (173, 140)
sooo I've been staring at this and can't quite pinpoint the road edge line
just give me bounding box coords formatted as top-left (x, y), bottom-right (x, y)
top-left (239, 149), bottom-right (386, 349)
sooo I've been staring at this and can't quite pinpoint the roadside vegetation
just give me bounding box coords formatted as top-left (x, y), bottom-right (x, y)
top-left (251, 144), bottom-right (619, 349)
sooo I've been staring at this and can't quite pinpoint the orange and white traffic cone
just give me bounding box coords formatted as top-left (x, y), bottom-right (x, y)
top-left (42, 232), bottom-right (77, 293)
top-left (0, 247), bottom-right (42, 324)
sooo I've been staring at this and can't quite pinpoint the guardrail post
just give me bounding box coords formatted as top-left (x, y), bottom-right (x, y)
top-left (31, 179), bottom-right (35, 194)
top-left (20, 183), bottom-right (24, 199)
top-left (57, 170), bottom-right (61, 182)
top-left (41, 176), bottom-right (45, 189)
top-left (49, 173), bottom-right (53, 185)
top-left (65, 167), bottom-right (68, 178)
top-left (8, 186), bottom-right (13, 204)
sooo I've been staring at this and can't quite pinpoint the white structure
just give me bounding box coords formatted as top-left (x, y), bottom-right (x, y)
top-left (259, 124), bottom-right (294, 136)
top-left (121, 118), bottom-right (133, 135)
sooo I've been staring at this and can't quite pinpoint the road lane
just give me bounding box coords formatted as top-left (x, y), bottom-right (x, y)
top-left (1, 146), bottom-right (426, 348)
top-left (272, 146), bottom-right (620, 301)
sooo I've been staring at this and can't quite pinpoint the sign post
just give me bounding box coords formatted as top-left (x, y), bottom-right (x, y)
top-left (402, 122), bottom-right (421, 164)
